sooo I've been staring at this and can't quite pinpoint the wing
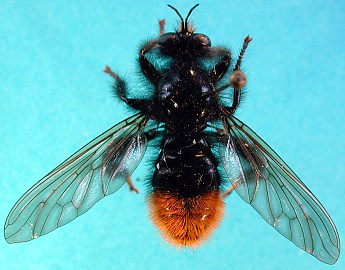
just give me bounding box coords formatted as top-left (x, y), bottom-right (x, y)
top-left (218, 115), bottom-right (340, 264)
top-left (4, 113), bottom-right (149, 243)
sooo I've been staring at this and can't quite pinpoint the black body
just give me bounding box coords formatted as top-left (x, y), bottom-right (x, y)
top-left (152, 134), bottom-right (221, 196)
top-left (151, 61), bottom-right (223, 196)
top-left (5, 5), bottom-right (340, 264)
top-left (112, 4), bottom-right (248, 197)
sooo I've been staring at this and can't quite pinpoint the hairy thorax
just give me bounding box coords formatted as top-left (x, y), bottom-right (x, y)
top-left (155, 63), bottom-right (218, 133)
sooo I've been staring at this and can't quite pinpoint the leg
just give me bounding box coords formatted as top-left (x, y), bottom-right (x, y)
top-left (139, 19), bottom-right (165, 85)
top-left (217, 36), bottom-right (252, 115)
top-left (139, 40), bottom-right (161, 84)
top-left (159, 19), bottom-right (165, 35)
top-left (233, 35), bottom-right (252, 71)
top-left (127, 176), bottom-right (139, 194)
top-left (104, 66), bottom-right (151, 112)
top-left (208, 47), bottom-right (231, 82)
top-left (222, 179), bottom-right (241, 198)
top-left (105, 20), bottom-right (166, 111)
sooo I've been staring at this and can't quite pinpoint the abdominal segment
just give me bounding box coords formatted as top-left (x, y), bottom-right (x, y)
top-left (150, 134), bottom-right (224, 246)
top-left (152, 134), bottom-right (221, 196)
top-left (148, 190), bottom-right (225, 247)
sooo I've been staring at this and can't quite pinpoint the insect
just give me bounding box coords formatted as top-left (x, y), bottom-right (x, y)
top-left (4, 4), bottom-right (340, 264)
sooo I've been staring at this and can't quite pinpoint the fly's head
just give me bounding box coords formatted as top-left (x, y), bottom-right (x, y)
top-left (158, 4), bottom-right (211, 58)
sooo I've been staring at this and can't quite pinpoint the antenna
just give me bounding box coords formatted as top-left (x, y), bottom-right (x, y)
top-left (185, 4), bottom-right (199, 30)
top-left (167, 4), bottom-right (185, 30)
top-left (167, 4), bottom-right (199, 32)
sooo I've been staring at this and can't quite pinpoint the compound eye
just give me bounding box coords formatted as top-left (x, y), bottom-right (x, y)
top-left (158, 33), bottom-right (176, 46)
top-left (193, 34), bottom-right (211, 47)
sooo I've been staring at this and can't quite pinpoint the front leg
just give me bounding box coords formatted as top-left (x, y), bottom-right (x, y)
top-left (216, 36), bottom-right (252, 115)
top-left (208, 47), bottom-right (231, 82)
top-left (139, 19), bottom-right (165, 85)
top-left (139, 40), bottom-right (161, 85)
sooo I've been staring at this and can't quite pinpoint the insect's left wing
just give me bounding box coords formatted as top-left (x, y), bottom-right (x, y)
top-left (4, 113), bottom-right (149, 243)
top-left (218, 115), bottom-right (340, 264)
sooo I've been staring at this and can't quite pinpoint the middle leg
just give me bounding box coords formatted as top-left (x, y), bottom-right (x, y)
top-left (104, 66), bottom-right (152, 112)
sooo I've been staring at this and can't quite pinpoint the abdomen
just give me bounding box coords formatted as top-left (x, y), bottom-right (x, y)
top-left (152, 133), bottom-right (221, 195)
top-left (148, 133), bottom-right (225, 247)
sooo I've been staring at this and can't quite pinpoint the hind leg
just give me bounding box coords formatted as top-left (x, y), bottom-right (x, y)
top-left (222, 179), bottom-right (241, 198)
top-left (126, 176), bottom-right (139, 194)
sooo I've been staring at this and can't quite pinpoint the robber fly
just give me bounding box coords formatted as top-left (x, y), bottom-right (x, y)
top-left (4, 4), bottom-right (340, 264)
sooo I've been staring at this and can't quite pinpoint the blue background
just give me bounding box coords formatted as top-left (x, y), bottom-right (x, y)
top-left (1, 0), bottom-right (344, 269)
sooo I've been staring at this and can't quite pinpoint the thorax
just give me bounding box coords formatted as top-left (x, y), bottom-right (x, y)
top-left (154, 61), bottom-right (219, 134)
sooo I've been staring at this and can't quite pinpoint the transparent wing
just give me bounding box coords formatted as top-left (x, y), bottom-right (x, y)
top-left (219, 115), bottom-right (340, 264)
top-left (4, 113), bottom-right (149, 243)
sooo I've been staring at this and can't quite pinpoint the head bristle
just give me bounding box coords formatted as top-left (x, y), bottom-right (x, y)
top-left (177, 22), bottom-right (195, 33)
top-left (148, 190), bottom-right (225, 247)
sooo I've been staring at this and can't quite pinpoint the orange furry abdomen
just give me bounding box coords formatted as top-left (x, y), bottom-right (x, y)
top-left (148, 190), bottom-right (225, 247)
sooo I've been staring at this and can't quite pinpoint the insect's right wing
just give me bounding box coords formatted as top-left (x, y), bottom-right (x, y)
top-left (4, 113), bottom-right (149, 243)
top-left (218, 115), bottom-right (340, 264)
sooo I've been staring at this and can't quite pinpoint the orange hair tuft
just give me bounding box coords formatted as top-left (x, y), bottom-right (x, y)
top-left (148, 190), bottom-right (225, 247)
